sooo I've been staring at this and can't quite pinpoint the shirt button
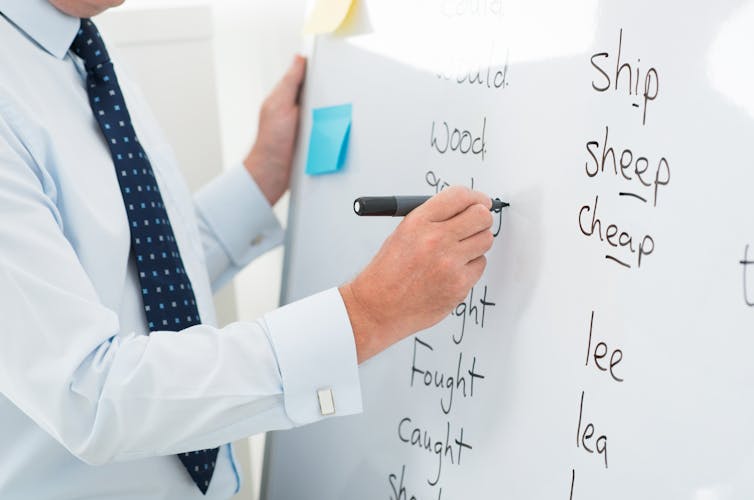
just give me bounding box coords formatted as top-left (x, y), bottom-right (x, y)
top-left (251, 235), bottom-right (264, 246)
top-left (317, 388), bottom-right (336, 416)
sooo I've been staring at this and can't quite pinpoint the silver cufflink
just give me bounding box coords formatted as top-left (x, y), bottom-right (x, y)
top-left (317, 388), bottom-right (335, 416)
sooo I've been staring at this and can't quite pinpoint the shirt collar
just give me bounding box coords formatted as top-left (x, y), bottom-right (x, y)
top-left (0, 0), bottom-right (80, 59)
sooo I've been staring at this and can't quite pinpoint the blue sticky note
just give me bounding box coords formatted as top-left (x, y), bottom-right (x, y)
top-left (305, 103), bottom-right (352, 175)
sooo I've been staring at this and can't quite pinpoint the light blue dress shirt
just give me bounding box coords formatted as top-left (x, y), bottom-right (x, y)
top-left (0, 2), bottom-right (362, 499)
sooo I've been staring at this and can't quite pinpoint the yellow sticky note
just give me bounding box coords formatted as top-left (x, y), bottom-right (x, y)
top-left (303, 0), bottom-right (355, 35)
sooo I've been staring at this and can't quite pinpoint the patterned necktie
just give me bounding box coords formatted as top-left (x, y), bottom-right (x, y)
top-left (71, 19), bottom-right (218, 495)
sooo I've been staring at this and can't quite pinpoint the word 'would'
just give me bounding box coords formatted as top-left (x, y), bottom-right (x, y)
top-left (436, 38), bottom-right (509, 89)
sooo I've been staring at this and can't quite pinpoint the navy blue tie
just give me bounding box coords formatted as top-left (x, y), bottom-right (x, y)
top-left (71, 19), bottom-right (219, 495)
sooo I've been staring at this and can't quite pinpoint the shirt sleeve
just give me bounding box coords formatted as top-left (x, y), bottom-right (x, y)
top-left (193, 164), bottom-right (284, 291)
top-left (0, 122), bottom-right (362, 466)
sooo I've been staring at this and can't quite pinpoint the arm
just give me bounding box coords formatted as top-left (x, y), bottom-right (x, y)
top-left (195, 55), bottom-right (496, 364)
top-left (0, 120), bottom-right (361, 465)
top-left (194, 165), bottom-right (283, 291)
top-left (193, 56), bottom-right (306, 290)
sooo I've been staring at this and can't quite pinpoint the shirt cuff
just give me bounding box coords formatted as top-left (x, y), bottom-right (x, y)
top-left (194, 164), bottom-right (283, 279)
top-left (263, 288), bottom-right (363, 425)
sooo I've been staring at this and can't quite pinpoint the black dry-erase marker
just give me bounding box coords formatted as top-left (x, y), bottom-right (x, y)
top-left (353, 196), bottom-right (509, 216)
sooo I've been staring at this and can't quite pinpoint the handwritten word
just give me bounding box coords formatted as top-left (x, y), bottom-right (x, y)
top-left (437, 62), bottom-right (509, 90)
top-left (397, 418), bottom-right (472, 486)
top-left (411, 338), bottom-right (485, 415)
top-left (430, 117), bottom-right (487, 160)
top-left (388, 465), bottom-right (443, 500)
top-left (585, 311), bottom-right (624, 382)
top-left (575, 391), bottom-right (609, 469)
top-left (441, 0), bottom-right (502, 18)
top-left (742, 244), bottom-right (754, 307)
top-left (591, 28), bottom-right (659, 125)
top-left (585, 126), bottom-right (670, 207)
top-left (450, 285), bottom-right (496, 344)
top-left (425, 171), bottom-right (502, 237)
top-left (425, 170), bottom-right (453, 193)
top-left (436, 40), bottom-right (509, 90)
top-left (578, 195), bottom-right (655, 269)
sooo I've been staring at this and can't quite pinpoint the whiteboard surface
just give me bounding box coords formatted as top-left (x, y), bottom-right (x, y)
top-left (264, 1), bottom-right (754, 498)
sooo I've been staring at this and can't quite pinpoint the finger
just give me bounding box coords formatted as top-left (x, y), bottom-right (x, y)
top-left (458, 229), bottom-right (494, 262)
top-left (418, 186), bottom-right (491, 223)
top-left (275, 55), bottom-right (307, 104)
top-left (465, 255), bottom-right (487, 284)
top-left (445, 203), bottom-right (493, 241)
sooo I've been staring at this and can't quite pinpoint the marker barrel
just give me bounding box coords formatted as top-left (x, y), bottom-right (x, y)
top-left (354, 196), bottom-right (508, 217)
top-left (353, 196), bottom-right (431, 216)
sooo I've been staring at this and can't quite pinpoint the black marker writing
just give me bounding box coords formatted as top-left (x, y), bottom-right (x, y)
top-left (389, 466), bottom-right (418, 500)
top-left (436, 41), bottom-right (509, 90)
top-left (585, 311), bottom-right (624, 382)
top-left (388, 465), bottom-right (443, 500)
top-left (742, 244), bottom-right (754, 307)
top-left (430, 117), bottom-right (487, 160)
top-left (575, 391), bottom-right (609, 469)
top-left (578, 195), bottom-right (655, 269)
top-left (397, 418), bottom-right (472, 486)
top-left (410, 338), bottom-right (485, 415)
top-left (425, 170), bottom-right (452, 194)
top-left (590, 28), bottom-right (659, 125)
top-left (618, 191), bottom-right (647, 203)
top-left (584, 126), bottom-right (671, 207)
top-left (451, 285), bottom-right (496, 344)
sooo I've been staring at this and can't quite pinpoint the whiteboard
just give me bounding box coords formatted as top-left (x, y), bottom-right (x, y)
top-left (263, 1), bottom-right (754, 498)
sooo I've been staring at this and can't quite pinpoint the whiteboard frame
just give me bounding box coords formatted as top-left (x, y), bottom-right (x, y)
top-left (259, 35), bottom-right (321, 500)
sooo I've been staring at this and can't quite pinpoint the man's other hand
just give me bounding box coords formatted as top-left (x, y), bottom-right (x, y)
top-left (244, 55), bottom-right (307, 206)
top-left (340, 186), bottom-right (495, 363)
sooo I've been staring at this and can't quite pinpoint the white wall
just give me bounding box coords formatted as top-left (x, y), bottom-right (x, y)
top-left (101, 1), bottom-right (308, 498)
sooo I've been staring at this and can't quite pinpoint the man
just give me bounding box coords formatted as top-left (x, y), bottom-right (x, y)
top-left (0, 0), bottom-right (495, 498)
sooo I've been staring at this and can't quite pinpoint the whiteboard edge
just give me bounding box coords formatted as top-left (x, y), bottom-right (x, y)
top-left (259, 34), bottom-right (320, 500)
